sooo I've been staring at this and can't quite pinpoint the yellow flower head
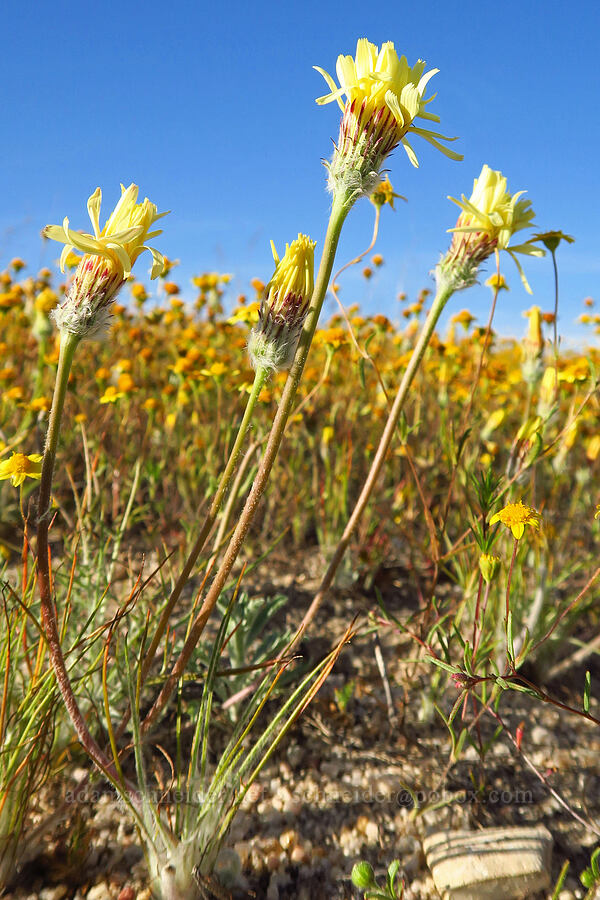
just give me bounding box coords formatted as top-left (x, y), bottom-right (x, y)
top-left (315, 39), bottom-right (461, 197)
top-left (43, 184), bottom-right (168, 337)
top-left (440, 165), bottom-right (544, 293)
top-left (370, 176), bottom-right (405, 210)
top-left (0, 451), bottom-right (43, 487)
top-left (35, 288), bottom-right (59, 314)
top-left (248, 234), bottom-right (316, 372)
top-left (485, 273), bottom-right (509, 292)
top-left (99, 385), bottom-right (125, 404)
top-left (522, 305), bottom-right (544, 360)
top-left (531, 230), bottom-right (575, 254)
top-left (489, 500), bottom-right (540, 540)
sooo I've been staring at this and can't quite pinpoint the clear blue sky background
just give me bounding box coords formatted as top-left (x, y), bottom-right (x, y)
top-left (1, 0), bottom-right (598, 342)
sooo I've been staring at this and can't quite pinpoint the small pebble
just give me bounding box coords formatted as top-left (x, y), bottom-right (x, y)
top-left (86, 884), bottom-right (109, 900)
top-left (117, 890), bottom-right (135, 900)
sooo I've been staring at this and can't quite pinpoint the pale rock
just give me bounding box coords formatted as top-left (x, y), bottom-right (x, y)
top-left (40, 888), bottom-right (69, 900)
top-left (86, 884), bottom-right (110, 900)
top-left (320, 760), bottom-right (341, 778)
top-left (365, 821), bottom-right (379, 844)
top-left (424, 825), bottom-right (552, 899)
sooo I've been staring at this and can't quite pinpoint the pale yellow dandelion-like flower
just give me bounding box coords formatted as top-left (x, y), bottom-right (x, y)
top-left (438, 165), bottom-right (544, 293)
top-left (43, 184), bottom-right (168, 337)
top-left (315, 39), bottom-right (461, 198)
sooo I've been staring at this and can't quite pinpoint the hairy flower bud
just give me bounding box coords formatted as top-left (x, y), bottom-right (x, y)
top-left (248, 234), bottom-right (316, 372)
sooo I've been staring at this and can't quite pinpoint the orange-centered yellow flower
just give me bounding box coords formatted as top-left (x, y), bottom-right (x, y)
top-left (0, 452), bottom-right (43, 487)
top-left (489, 501), bottom-right (540, 540)
top-left (43, 184), bottom-right (168, 337)
top-left (315, 39), bottom-right (461, 197)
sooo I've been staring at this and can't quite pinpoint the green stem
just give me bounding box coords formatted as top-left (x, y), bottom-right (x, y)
top-left (140, 189), bottom-right (353, 734)
top-left (37, 331), bottom-right (121, 782)
top-left (551, 248), bottom-right (560, 403)
top-left (505, 537), bottom-right (519, 634)
top-left (298, 280), bottom-right (455, 635)
top-left (551, 249), bottom-right (559, 357)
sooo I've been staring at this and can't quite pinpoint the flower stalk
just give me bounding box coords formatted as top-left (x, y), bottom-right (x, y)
top-left (36, 331), bottom-right (117, 778)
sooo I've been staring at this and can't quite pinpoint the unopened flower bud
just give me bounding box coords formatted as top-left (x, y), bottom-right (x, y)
top-left (479, 553), bottom-right (501, 584)
top-left (248, 234), bottom-right (316, 372)
top-left (351, 862), bottom-right (376, 889)
top-left (521, 306), bottom-right (544, 384)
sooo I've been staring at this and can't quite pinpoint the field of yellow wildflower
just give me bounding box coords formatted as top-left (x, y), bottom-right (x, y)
top-left (2, 35), bottom-right (600, 900)
top-left (2, 249), bottom-right (600, 899)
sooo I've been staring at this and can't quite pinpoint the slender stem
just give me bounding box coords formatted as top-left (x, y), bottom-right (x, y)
top-left (471, 573), bottom-right (484, 657)
top-left (504, 537), bottom-right (519, 660)
top-left (551, 248), bottom-right (560, 402)
top-left (37, 331), bottom-right (118, 780)
top-left (439, 265), bottom-right (500, 533)
top-left (297, 281), bottom-right (455, 636)
top-left (472, 581), bottom-right (491, 660)
top-left (140, 190), bottom-right (352, 733)
top-left (551, 248), bottom-right (559, 356)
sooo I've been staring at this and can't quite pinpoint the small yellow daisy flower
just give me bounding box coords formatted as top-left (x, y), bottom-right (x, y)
top-left (485, 273), bottom-right (509, 292)
top-left (0, 452), bottom-right (43, 487)
top-left (489, 501), bottom-right (540, 540)
top-left (99, 385), bottom-right (125, 404)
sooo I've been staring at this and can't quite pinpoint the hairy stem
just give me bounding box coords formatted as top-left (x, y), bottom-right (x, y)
top-left (37, 331), bottom-right (120, 781)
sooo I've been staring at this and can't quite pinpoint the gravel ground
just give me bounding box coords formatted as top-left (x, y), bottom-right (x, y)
top-left (4, 555), bottom-right (600, 900)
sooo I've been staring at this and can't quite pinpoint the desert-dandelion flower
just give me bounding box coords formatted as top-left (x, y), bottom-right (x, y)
top-left (315, 39), bottom-right (462, 199)
top-left (43, 184), bottom-right (168, 338)
top-left (438, 164), bottom-right (543, 293)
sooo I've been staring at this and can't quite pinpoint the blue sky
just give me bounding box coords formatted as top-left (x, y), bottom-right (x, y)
top-left (1, 0), bottom-right (598, 342)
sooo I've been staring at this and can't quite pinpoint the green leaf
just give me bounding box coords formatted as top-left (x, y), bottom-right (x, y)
top-left (386, 859), bottom-right (400, 892)
top-left (506, 612), bottom-right (515, 664)
top-left (583, 670), bottom-right (591, 713)
top-left (427, 657), bottom-right (461, 674)
top-left (351, 861), bottom-right (376, 889)
top-left (359, 356), bottom-right (367, 390)
top-left (551, 860), bottom-right (569, 899)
